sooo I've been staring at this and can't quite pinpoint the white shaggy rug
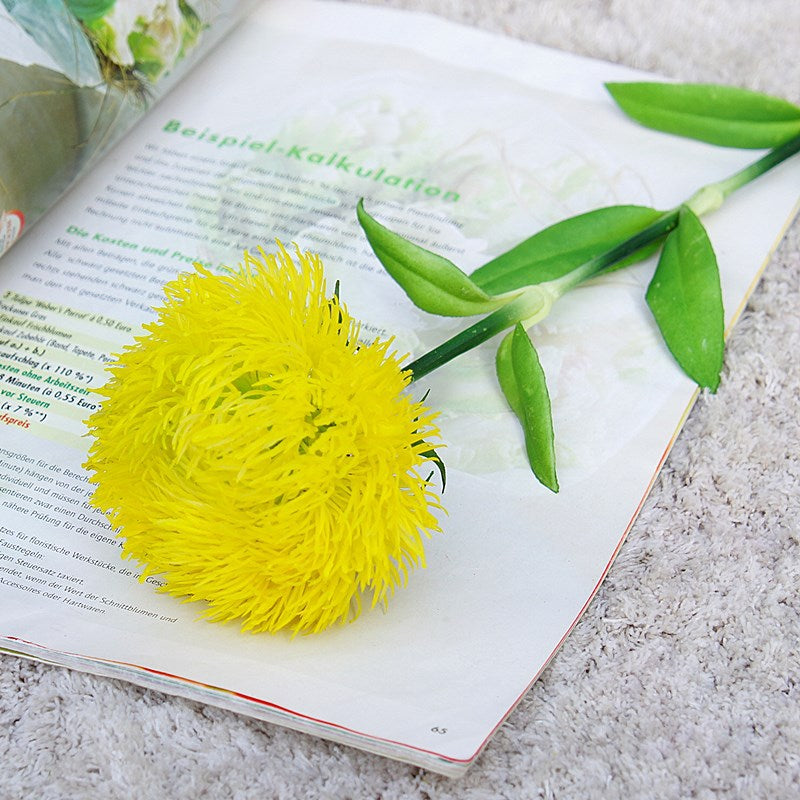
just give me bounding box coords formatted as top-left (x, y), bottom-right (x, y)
top-left (2, 1), bottom-right (799, 797)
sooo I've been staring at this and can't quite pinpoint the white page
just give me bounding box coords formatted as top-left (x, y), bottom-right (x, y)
top-left (1, 0), bottom-right (798, 775)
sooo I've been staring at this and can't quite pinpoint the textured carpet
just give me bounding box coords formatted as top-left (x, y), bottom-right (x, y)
top-left (2, 1), bottom-right (799, 798)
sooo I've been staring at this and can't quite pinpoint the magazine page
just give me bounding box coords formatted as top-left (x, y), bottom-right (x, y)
top-left (0, 0), bottom-right (255, 257)
top-left (1, 0), bottom-right (798, 775)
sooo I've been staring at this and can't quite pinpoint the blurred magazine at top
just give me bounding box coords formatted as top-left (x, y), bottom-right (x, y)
top-left (0, 0), bottom-right (257, 257)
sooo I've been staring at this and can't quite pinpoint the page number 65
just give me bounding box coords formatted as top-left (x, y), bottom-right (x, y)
top-left (430, 726), bottom-right (448, 735)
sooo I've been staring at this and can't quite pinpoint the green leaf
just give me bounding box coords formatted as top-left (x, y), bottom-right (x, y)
top-left (128, 32), bottom-right (166, 80)
top-left (3, 0), bottom-right (102, 86)
top-left (496, 325), bottom-right (558, 492)
top-left (470, 205), bottom-right (663, 295)
top-left (646, 205), bottom-right (724, 391)
top-left (606, 82), bottom-right (800, 149)
top-left (356, 199), bottom-right (508, 317)
top-left (420, 447), bottom-right (447, 491)
top-left (414, 389), bottom-right (446, 490)
top-left (178, 0), bottom-right (204, 58)
top-left (64, 0), bottom-right (116, 22)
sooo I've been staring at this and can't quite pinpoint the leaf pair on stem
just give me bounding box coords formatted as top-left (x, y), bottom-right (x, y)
top-left (358, 82), bottom-right (800, 491)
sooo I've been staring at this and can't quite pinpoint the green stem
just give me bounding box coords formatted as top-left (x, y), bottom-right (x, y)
top-left (408, 132), bottom-right (800, 381)
top-left (686, 131), bottom-right (800, 216)
top-left (408, 289), bottom-right (549, 380)
top-left (578, 130), bottom-right (800, 284)
top-left (716, 130), bottom-right (800, 198)
top-left (555, 210), bottom-right (680, 290)
top-left (405, 213), bottom-right (679, 381)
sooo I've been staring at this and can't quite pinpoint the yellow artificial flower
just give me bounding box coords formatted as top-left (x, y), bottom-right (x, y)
top-left (85, 243), bottom-right (443, 634)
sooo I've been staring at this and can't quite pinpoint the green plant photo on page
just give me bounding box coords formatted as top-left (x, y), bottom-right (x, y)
top-left (358, 82), bottom-right (800, 493)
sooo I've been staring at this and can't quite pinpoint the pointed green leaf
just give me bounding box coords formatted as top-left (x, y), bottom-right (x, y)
top-left (420, 447), bottom-right (447, 491)
top-left (356, 199), bottom-right (507, 317)
top-left (606, 82), bottom-right (800, 149)
top-left (496, 325), bottom-right (558, 492)
top-left (470, 205), bottom-right (663, 295)
top-left (646, 206), bottom-right (724, 391)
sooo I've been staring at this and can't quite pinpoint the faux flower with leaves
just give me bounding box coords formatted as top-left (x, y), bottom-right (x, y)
top-left (358, 82), bottom-right (800, 492)
top-left (85, 81), bottom-right (799, 634)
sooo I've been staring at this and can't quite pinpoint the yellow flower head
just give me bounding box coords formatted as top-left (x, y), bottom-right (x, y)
top-left (84, 243), bottom-right (443, 634)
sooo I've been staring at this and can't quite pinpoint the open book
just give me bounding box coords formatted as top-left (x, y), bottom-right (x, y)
top-left (1, 0), bottom-right (798, 777)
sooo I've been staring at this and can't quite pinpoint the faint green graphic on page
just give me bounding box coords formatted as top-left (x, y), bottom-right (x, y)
top-left (174, 38), bottom-right (654, 262)
top-left (167, 40), bottom-right (665, 479)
